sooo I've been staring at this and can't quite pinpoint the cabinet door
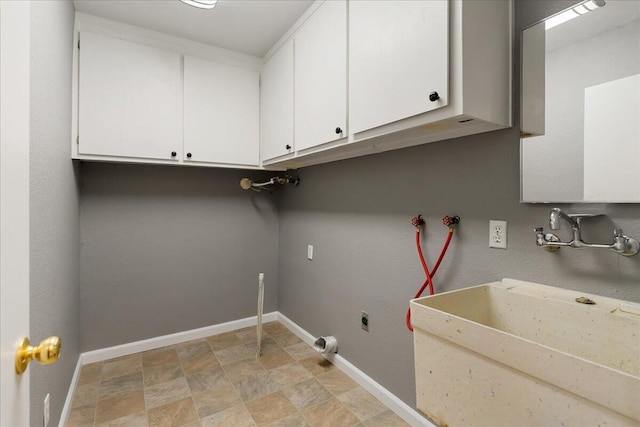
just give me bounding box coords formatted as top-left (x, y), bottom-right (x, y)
top-left (349, 0), bottom-right (449, 135)
top-left (184, 55), bottom-right (259, 166)
top-left (260, 39), bottom-right (294, 161)
top-left (78, 32), bottom-right (182, 160)
top-left (295, 0), bottom-right (347, 151)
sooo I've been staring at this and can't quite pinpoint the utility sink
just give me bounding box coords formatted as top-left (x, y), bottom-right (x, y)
top-left (411, 279), bottom-right (640, 427)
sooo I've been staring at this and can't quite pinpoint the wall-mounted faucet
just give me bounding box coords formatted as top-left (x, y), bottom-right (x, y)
top-left (535, 208), bottom-right (639, 256)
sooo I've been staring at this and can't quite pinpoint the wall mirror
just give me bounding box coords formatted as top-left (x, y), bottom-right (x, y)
top-left (520, 0), bottom-right (640, 203)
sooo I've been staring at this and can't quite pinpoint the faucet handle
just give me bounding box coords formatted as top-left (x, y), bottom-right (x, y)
top-left (611, 228), bottom-right (640, 256)
top-left (534, 227), bottom-right (544, 234)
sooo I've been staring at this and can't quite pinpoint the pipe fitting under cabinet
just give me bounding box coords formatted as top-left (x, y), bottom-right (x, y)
top-left (535, 208), bottom-right (639, 256)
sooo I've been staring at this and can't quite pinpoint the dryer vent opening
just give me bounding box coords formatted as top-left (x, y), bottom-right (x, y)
top-left (313, 336), bottom-right (338, 354)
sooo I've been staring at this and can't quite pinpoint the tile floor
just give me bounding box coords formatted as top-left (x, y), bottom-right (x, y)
top-left (66, 322), bottom-right (410, 427)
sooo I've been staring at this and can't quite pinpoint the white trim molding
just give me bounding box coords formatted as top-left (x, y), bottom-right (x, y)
top-left (277, 312), bottom-right (435, 427)
top-left (60, 311), bottom-right (432, 427)
top-left (59, 312), bottom-right (276, 426)
top-left (82, 312), bottom-right (277, 364)
top-left (58, 356), bottom-right (83, 427)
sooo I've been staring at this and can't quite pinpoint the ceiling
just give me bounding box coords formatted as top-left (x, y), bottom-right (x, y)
top-left (546, 0), bottom-right (640, 52)
top-left (73, 0), bottom-right (315, 58)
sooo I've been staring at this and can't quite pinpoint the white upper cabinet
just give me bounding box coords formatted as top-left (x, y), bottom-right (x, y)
top-left (349, 0), bottom-right (449, 135)
top-left (183, 55), bottom-right (259, 166)
top-left (268, 0), bottom-right (512, 169)
top-left (294, 0), bottom-right (347, 151)
top-left (260, 39), bottom-right (295, 162)
top-left (78, 31), bottom-right (182, 161)
top-left (74, 1), bottom-right (511, 171)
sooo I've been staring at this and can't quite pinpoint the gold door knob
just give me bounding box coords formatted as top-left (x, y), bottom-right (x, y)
top-left (15, 336), bottom-right (61, 375)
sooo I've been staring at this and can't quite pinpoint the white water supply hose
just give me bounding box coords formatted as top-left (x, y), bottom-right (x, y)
top-left (256, 273), bottom-right (264, 358)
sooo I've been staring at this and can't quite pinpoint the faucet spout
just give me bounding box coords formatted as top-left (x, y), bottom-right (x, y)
top-left (549, 208), bottom-right (578, 231)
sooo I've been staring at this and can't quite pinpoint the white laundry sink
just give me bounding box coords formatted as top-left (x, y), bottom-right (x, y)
top-left (411, 278), bottom-right (640, 427)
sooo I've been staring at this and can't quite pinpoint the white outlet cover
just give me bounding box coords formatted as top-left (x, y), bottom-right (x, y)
top-left (490, 220), bottom-right (508, 249)
top-left (307, 244), bottom-right (313, 260)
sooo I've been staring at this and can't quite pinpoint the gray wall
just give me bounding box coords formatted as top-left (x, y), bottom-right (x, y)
top-left (29, 1), bottom-right (80, 426)
top-left (80, 163), bottom-right (279, 351)
top-left (277, 0), bottom-right (640, 409)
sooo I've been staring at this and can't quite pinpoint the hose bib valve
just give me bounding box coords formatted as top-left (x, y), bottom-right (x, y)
top-left (442, 215), bottom-right (460, 229)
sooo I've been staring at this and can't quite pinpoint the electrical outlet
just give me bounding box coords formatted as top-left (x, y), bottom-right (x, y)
top-left (44, 393), bottom-right (50, 427)
top-left (307, 244), bottom-right (313, 260)
top-left (489, 220), bottom-right (508, 249)
top-left (361, 311), bottom-right (369, 332)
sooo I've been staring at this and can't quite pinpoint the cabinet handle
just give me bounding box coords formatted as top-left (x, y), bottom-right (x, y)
top-left (171, 151), bottom-right (177, 157)
top-left (286, 145), bottom-right (292, 150)
top-left (429, 91), bottom-right (440, 102)
top-left (186, 152), bottom-right (192, 158)
top-left (335, 127), bottom-right (342, 134)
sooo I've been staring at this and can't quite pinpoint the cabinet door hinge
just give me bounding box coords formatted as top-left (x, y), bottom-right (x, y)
top-left (76, 135), bottom-right (79, 144)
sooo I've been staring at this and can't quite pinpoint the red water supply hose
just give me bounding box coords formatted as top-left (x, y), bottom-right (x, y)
top-left (406, 215), bottom-right (458, 332)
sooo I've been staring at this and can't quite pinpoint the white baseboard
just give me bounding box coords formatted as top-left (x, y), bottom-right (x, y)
top-left (60, 312), bottom-right (277, 427)
top-left (277, 312), bottom-right (435, 427)
top-left (61, 311), bottom-right (432, 427)
top-left (82, 312), bottom-right (277, 364)
top-left (58, 355), bottom-right (83, 427)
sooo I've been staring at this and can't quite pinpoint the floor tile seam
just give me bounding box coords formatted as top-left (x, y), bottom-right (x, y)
top-left (297, 400), bottom-right (319, 427)
top-left (344, 398), bottom-right (388, 425)
top-left (240, 386), bottom-right (324, 426)
top-left (140, 359), bottom-right (156, 410)
top-left (142, 370), bottom-right (193, 413)
top-left (303, 395), bottom-right (365, 427)
top-left (140, 361), bottom-right (155, 412)
top-left (205, 335), bottom-right (218, 354)
top-left (189, 354), bottom-right (246, 423)
top-left (177, 341), bottom-right (215, 364)
top-left (239, 388), bottom-right (298, 423)
top-left (75, 326), bottom-right (299, 426)
top-left (262, 407), bottom-right (307, 427)
top-left (218, 351), bottom-right (264, 427)
top-left (334, 392), bottom-right (363, 423)
top-left (219, 360), bottom-right (252, 387)
top-left (216, 354), bottom-right (243, 400)
top-left (144, 380), bottom-right (197, 424)
top-left (239, 326), bottom-right (273, 346)
top-left (276, 366), bottom-right (317, 390)
top-left (228, 369), bottom-right (263, 404)
top-left (90, 391), bottom-right (99, 427)
top-left (245, 390), bottom-right (300, 427)
top-left (66, 396), bottom-right (98, 426)
top-left (237, 393), bottom-right (259, 427)
top-left (228, 357), bottom-right (309, 404)
top-left (319, 375), bottom-right (357, 399)
top-left (185, 394), bottom-right (199, 426)
top-left (91, 396), bottom-right (106, 426)
top-left (291, 387), bottom-right (334, 414)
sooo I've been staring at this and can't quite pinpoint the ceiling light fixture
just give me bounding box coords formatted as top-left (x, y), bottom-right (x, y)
top-left (180, 0), bottom-right (218, 10)
top-left (545, 0), bottom-right (605, 30)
